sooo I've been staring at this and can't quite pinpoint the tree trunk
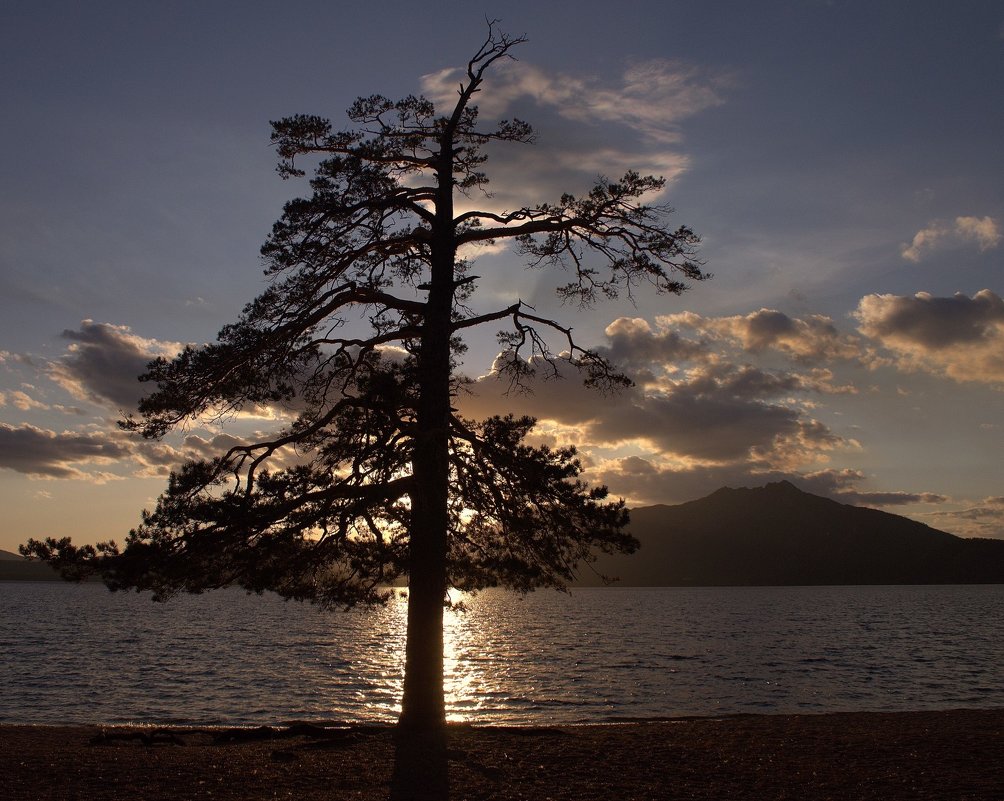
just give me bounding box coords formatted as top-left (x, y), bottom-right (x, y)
top-left (399, 484), bottom-right (447, 728)
top-left (399, 295), bottom-right (452, 728)
top-left (398, 145), bottom-right (455, 729)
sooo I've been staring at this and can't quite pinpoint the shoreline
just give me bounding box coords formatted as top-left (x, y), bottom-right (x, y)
top-left (0, 703), bottom-right (994, 730)
top-left (3, 708), bottom-right (1003, 800)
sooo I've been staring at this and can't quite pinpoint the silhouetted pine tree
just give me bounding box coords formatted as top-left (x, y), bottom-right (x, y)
top-left (23, 24), bottom-right (705, 728)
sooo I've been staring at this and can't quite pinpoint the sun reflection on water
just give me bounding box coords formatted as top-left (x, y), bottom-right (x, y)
top-left (356, 589), bottom-right (495, 723)
top-left (343, 592), bottom-right (402, 721)
top-left (444, 589), bottom-right (484, 722)
top-left (366, 589), bottom-right (500, 723)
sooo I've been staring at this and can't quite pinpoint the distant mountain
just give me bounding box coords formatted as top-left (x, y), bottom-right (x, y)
top-left (0, 548), bottom-right (62, 581)
top-left (7, 483), bottom-right (1003, 586)
top-left (584, 481), bottom-right (1004, 586)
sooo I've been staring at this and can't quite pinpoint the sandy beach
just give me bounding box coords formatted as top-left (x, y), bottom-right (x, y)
top-left (2, 708), bottom-right (1002, 800)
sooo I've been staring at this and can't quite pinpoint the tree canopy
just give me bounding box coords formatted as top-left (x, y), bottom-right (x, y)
top-left (23, 25), bottom-right (706, 727)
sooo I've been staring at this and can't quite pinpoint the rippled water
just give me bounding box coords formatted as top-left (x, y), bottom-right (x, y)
top-left (1, 582), bottom-right (1002, 725)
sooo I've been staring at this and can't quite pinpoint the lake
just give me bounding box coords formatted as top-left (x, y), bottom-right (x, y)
top-left (1, 582), bottom-right (1002, 725)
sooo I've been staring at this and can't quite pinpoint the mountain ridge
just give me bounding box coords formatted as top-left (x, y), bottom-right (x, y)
top-left (5, 483), bottom-right (1003, 585)
top-left (0, 548), bottom-right (63, 581)
top-left (583, 481), bottom-right (1004, 586)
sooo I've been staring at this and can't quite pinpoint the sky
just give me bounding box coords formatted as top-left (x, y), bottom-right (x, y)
top-left (1, 0), bottom-right (1003, 554)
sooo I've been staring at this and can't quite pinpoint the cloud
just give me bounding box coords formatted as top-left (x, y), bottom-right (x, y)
top-left (129, 430), bottom-right (309, 478)
top-left (955, 216), bottom-right (1002, 249)
top-left (923, 496), bottom-right (1004, 539)
top-left (855, 290), bottom-right (1004, 385)
top-left (0, 351), bottom-right (41, 371)
top-left (900, 223), bottom-right (946, 263)
top-left (591, 459), bottom-right (862, 507)
top-left (798, 475), bottom-right (951, 509)
top-left (48, 320), bottom-right (183, 413)
top-left (901, 216), bottom-right (1001, 262)
top-left (0, 389), bottom-right (49, 412)
top-left (128, 431), bottom-right (253, 477)
top-left (0, 386), bottom-right (86, 416)
top-left (0, 423), bottom-right (130, 479)
top-left (591, 386), bottom-right (804, 460)
top-left (831, 488), bottom-right (949, 507)
top-left (0, 418), bottom-right (304, 482)
top-left (421, 57), bottom-right (729, 215)
top-left (594, 458), bottom-right (947, 513)
top-left (593, 455), bottom-right (779, 505)
top-left (602, 311), bottom-right (864, 380)
top-left (461, 324), bottom-right (854, 467)
top-left (461, 352), bottom-right (631, 427)
top-left (601, 317), bottom-right (712, 375)
top-left (684, 309), bottom-right (864, 364)
top-left (423, 58), bottom-right (729, 139)
top-left (455, 299), bottom-right (916, 512)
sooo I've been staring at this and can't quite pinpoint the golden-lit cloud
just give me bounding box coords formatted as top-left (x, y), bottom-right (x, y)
top-left (454, 295), bottom-right (994, 511)
top-left (901, 216), bottom-right (1001, 262)
top-left (4, 289), bottom-right (993, 526)
top-left (855, 290), bottom-right (1004, 385)
top-left (460, 310), bottom-right (859, 485)
top-left (603, 310), bottom-right (865, 371)
top-left (677, 309), bottom-right (864, 364)
top-left (0, 389), bottom-right (50, 412)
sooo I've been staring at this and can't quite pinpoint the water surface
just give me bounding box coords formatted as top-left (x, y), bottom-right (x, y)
top-left (1, 582), bottom-right (1001, 725)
